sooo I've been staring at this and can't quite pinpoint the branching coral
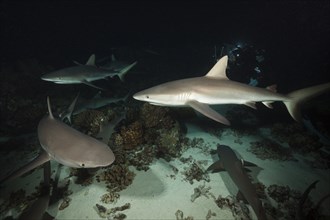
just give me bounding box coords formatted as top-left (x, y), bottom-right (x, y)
top-left (214, 195), bottom-right (251, 220)
top-left (155, 122), bottom-right (183, 160)
top-left (73, 110), bottom-right (108, 136)
top-left (190, 183), bottom-right (215, 202)
top-left (100, 191), bottom-right (120, 204)
top-left (182, 160), bottom-right (210, 184)
top-left (118, 121), bottom-right (144, 150)
top-left (248, 139), bottom-right (294, 161)
top-left (271, 122), bottom-right (304, 143)
top-left (96, 165), bottom-right (135, 192)
top-left (69, 168), bottom-right (94, 186)
top-left (288, 133), bottom-right (322, 153)
top-left (140, 103), bottom-right (174, 129)
top-left (127, 145), bottom-right (156, 171)
top-left (95, 203), bottom-right (130, 219)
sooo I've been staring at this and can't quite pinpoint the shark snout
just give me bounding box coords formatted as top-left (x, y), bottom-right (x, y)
top-left (41, 73), bottom-right (58, 82)
top-left (133, 92), bottom-right (143, 101)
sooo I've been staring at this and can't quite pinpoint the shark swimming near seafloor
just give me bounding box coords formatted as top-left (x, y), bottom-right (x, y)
top-left (0, 97), bottom-right (115, 183)
top-left (207, 144), bottom-right (267, 220)
top-left (59, 92), bottom-right (129, 123)
top-left (133, 55), bottom-right (330, 125)
top-left (41, 54), bottom-right (137, 90)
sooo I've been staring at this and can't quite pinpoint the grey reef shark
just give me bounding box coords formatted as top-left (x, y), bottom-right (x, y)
top-left (41, 54), bottom-right (137, 90)
top-left (0, 97), bottom-right (115, 184)
top-left (207, 144), bottom-right (268, 220)
top-left (59, 91), bottom-right (129, 123)
top-left (100, 54), bottom-right (137, 72)
top-left (133, 55), bottom-right (330, 125)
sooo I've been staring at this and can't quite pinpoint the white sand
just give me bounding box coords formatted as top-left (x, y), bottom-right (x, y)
top-left (1, 121), bottom-right (329, 220)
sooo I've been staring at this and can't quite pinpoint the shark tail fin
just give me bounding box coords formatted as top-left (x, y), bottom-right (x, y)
top-left (117, 61), bottom-right (138, 82)
top-left (60, 93), bottom-right (80, 123)
top-left (284, 82), bottom-right (330, 122)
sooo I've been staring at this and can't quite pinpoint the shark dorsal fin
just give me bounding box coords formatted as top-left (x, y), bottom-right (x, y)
top-left (46, 96), bottom-right (54, 119)
top-left (86, 54), bottom-right (96, 66)
top-left (205, 55), bottom-right (229, 79)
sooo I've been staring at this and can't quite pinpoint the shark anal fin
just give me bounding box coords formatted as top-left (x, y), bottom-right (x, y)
top-left (245, 101), bottom-right (257, 109)
top-left (262, 101), bottom-right (274, 109)
top-left (188, 101), bottom-right (230, 125)
top-left (206, 160), bottom-right (225, 173)
top-left (82, 80), bottom-right (106, 91)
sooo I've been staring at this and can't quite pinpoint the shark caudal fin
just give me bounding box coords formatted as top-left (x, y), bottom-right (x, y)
top-left (60, 93), bottom-right (80, 123)
top-left (117, 61), bottom-right (138, 82)
top-left (284, 82), bottom-right (330, 122)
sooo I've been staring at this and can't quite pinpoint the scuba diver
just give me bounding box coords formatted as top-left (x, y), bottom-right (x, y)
top-left (213, 43), bottom-right (267, 87)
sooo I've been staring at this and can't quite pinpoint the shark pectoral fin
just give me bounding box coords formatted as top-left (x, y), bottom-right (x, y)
top-left (82, 80), bottom-right (106, 91)
top-left (244, 101), bottom-right (257, 109)
top-left (242, 160), bottom-right (258, 167)
top-left (206, 160), bottom-right (225, 173)
top-left (0, 150), bottom-right (50, 184)
top-left (187, 101), bottom-right (231, 125)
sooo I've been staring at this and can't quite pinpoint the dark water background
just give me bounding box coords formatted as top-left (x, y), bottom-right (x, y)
top-left (2, 1), bottom-right (330, 85)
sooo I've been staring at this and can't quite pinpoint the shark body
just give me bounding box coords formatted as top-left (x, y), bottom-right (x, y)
top-left (41, 54), bottom-right (137, 90)
top-left (60, 92), bottom-right (129, 123)
top-left (0, 97), bottom-right (115, 183)
top-left (207, 144), bottom-right (267, 220)
top-left (133, 55), bottom-right (330, 125)
top-left (101, 54), bottom-right (136, 73)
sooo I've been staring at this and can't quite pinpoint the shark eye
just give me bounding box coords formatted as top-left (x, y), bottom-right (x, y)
top-left (146, 95), bottom-right (149, 98)
top-left (81, 163), bottom-right (85, 167)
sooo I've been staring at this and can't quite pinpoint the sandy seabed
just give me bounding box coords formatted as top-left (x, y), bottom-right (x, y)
top-left (1, 122), bottom-right (329, 220)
